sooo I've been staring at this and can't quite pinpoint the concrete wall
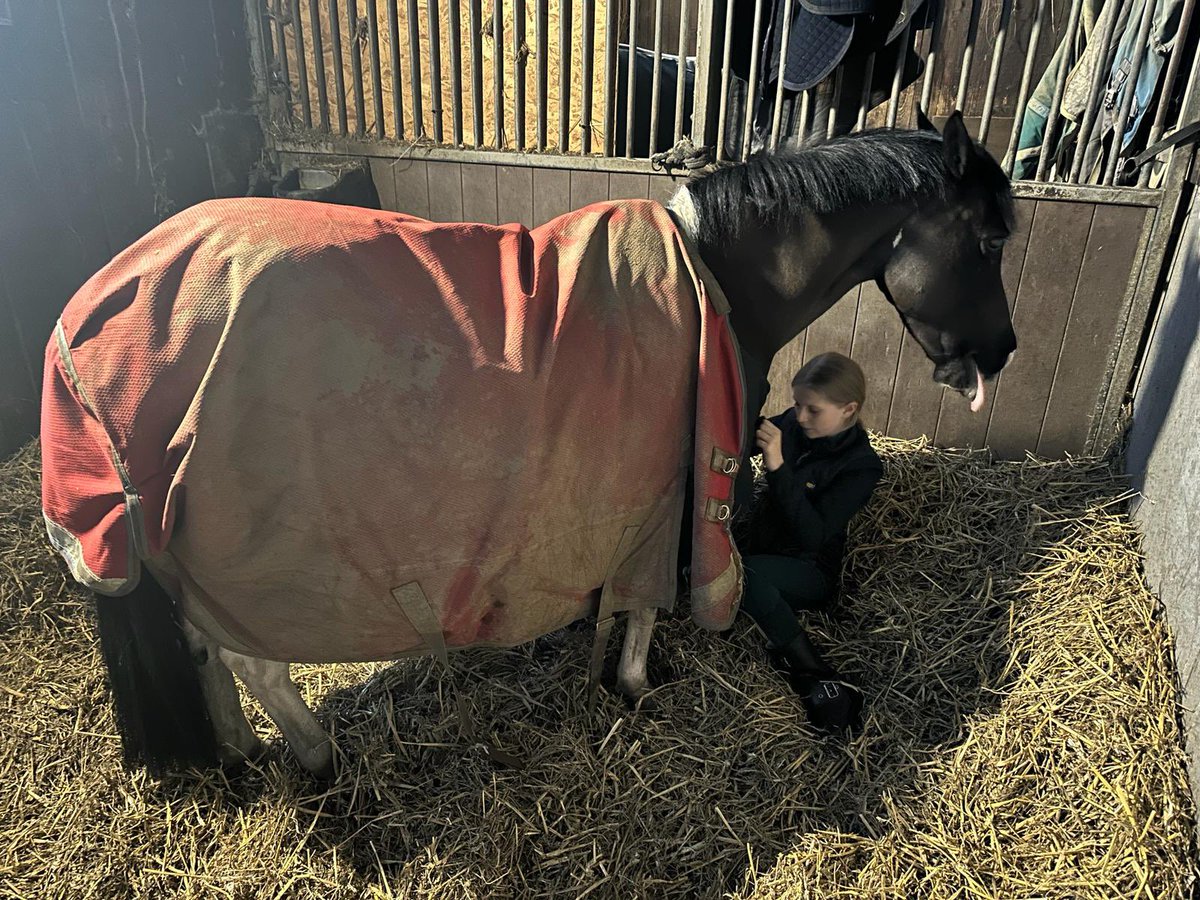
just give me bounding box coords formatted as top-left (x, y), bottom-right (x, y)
top-left (1127, 188), bottom-right (1200, 804)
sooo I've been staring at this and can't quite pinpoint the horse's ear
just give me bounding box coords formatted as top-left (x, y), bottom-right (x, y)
top-left (916, 107), bottom-right (938, 133)
top-left (942, 110), bottom-right (971, 179)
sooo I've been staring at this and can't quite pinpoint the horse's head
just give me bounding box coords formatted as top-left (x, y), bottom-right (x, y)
top-left (876, 111), bottom-right (1017, 411)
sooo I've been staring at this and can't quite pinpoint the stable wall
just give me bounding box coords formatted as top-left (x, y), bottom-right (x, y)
top-left (1127, 188), bottom-right (1200, 805)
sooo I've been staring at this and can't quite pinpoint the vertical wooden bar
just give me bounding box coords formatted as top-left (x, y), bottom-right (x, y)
top-left (386, 0), bottom-right (405, 138)
top-left (1104, 0), bottom-right (1158, 185)
top-left (856, 53), bottom-right (876, 132)
top-left (649, 0), bottom-right (666, 154)
top-left (1140, 0), bottom-right (1197, 185)
top-left (826, 68), bottom-right (843, 138)
top-left (954, 0), bottom-right (978, 112)
top-left (347, 0), bottom-right (366, 132)
top-left (689, 0), bottom-right (726, 152)
top-left (536, 0), bottom-right (549, 150)
top-left (449, 0), bottom-right (464, 144)
top-left (886, 24), bottom-right (909, 128)
top-left (581, 0), bottom-right (596, 153)
top-left (307, 0), bottom-right (330, 129)
top-left (1002, 0), bottom-right (1046, 178)
top-left (559, 0), bottom-right (572, 150)
top-left (768, 0), bottom-right (793, 149)
top-left (291, 0), bottom-right (312, 127)
top-left (274, 0), bottom-right (295, 123)
top-left (625, 0), bottom-right (639, 157)
top-left (406, 0), bottom-right (424, 136)
top-left (1034, 0), bottom-right (1085, 180)
top-left (493, 0), bottom-right (505, 147)
top-left (739, 0), bottom-right (764, 157)
top-left (471, 0), bottom-right (485, 145)
top-left (714, 0), bottom-right (734, 159)
top-left (367, 0), bottom-right (385, 136)
top-left (978, 0), bottom-right (1011, 143)
top-left (514, 0), bottom-right (526, 150)
top-left (674, 0), bottom-right (692, 143)
top-left (429, 0), bottom-right (444, 142)
top-left (328, 0), bottom-right (348, 133)
top-left (1068, 0), bottom-right (1122, 182)
top-left (603, 0), bottom-right (618, 154)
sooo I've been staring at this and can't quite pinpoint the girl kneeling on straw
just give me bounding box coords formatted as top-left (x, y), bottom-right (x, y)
top-left (741, 352), bottom-right (882, 735)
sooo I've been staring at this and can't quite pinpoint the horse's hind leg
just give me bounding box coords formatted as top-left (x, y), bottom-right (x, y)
top-left (617, 607), bottom-right (658, 700)
top-left (177, 618), bottom-right (265, 769)
top-left (216, 649), bottom-right (334, 778)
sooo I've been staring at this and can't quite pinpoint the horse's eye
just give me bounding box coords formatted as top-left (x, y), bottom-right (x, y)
top-left (980, 236), bottom-right (1006, 257)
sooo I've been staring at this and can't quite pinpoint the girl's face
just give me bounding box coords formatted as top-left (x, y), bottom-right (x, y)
top-left (793, 386), bottom-right (859, 439)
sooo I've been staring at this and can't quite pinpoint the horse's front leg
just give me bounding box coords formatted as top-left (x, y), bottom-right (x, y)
top-left (217, 649), bottom-right (334, 779)
top-left (617, 607), bottom-right (658, 700)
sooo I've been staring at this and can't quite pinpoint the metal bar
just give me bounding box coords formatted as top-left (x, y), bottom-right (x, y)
top-left (347, 0), bottom-right (365, 133)
top-left (826, 67), bottom-right (844, 138)
top-left (625, 0), bottom-right (639, 156)
top-left (273, 0), bottom-right (295, 124)
top-left (1104, 0), bottom-right (1160, 185)
top-left (769, 0), bottom-right (794, 148)
top-left (919, 0), bottom-right (940, 115)
top-left (1140, 0), bottom-right (1197, 185)
top-left (366, 0), bottom-right (384, 136)
top-left (404, 0), bottom-right (422, 136)
top-left (536, 0), bottom-right (548, 150)
top-left (471, 0), bottom-right (484, 145)
top-left (1035, 0), bottom-right (1086, 180)
top-left (649, 0), bottom-right (666, 154)
top-left (739, 0), bottom-right (764, 156)
top-left (559, 0), bottom-right (572, 151)
top-left (449, 0), bottom-right (464, 144)
top-left (1002, 0), bottom-right (1047, 178)
top-left (1068, 0), bottom-right (1122, 183)
top-left (978, 0), bottom-right (1012, 143)
top-left (674, 0), bottom-right (692, 143)
top-left (386, 0), bottom-right (404, 138)
top-left (581, 0), bottom-right (596, 152)
top-left (714, 0), bottom-right (735, 159)
top-left (514, 0), bottom-right (526, 150)
top-left (603, 0), bottom-right (618, 154)
top-left (493, 0), bottom-right (504, 147)
top-left (307, 0), bottom-right (330, 129)
top-left (955, 0), bottom-right (979, 112)
top-left (429, 0), bottom-right (444, 142)
top-left (887, 24), bottom-right (910, 128)
top-left (291, 0), bottom-right (312, 126)
top-left (856, 53), bottom-right (876, 132)
top-left (327, 0), bottom-right (348, 133)
top-left (793, 88), bottom-right (811, 144)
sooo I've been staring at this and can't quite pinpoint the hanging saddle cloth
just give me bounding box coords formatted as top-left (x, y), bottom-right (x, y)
top-left (41, 197), bottom-right (745, 662)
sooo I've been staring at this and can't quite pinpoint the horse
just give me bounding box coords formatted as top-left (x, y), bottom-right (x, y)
top-left (40, 111), bottom-right (1016, 777)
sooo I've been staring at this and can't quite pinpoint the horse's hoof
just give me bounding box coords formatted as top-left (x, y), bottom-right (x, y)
top-left (801, 680), bottom-right (864, 736)
top-left (219, 738), bottom-right (267, 773)
top-left (624, 692), bottom-right (660, 717)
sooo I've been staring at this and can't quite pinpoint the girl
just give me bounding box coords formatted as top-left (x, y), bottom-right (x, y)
top-left (742, 352), bottom-right (883, 734)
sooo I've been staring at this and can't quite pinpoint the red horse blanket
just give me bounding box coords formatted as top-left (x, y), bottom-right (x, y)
top-left (41, 197), bottom-right (745, 662)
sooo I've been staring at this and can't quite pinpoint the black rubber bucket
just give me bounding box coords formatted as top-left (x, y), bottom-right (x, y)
top-left (271, 162), bottom-right (381, 209)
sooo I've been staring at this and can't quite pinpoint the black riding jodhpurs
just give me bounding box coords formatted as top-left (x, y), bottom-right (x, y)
top-left (740, 554), bottom-right (836, 669)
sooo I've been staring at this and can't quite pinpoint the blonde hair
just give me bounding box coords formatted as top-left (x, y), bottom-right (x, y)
top-left (792, 352), bottom-right (867, 409)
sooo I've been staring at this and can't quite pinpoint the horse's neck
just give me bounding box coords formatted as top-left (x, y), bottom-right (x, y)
top-left (671, 185), bottom-right (910, 363)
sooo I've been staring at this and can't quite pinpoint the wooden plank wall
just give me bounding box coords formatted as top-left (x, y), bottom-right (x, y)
top-left (0, 0), bottom-right (256, 458)
top-left (282, 151), bottom-right (1153, 459)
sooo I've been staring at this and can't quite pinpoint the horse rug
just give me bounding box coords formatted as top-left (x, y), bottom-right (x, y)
top-left (41, 197), bottom-right (745, 663)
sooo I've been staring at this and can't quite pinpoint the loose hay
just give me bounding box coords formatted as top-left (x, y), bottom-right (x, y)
top-left (1, 436), bottom-right (1196, 898)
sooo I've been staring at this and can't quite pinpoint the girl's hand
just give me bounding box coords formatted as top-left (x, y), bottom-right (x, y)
top-left (756, 418), bottom-right (784, 472)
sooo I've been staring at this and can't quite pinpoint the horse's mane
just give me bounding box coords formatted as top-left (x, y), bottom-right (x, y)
top-left (684, 128), bottom-right (1014, 247)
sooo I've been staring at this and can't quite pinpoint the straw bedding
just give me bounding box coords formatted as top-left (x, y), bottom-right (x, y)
top-left (1, 435), bottom-right (1195, 898)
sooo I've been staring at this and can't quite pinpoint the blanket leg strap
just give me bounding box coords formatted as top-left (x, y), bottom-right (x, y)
top-left (391, 582), bottom-right (523, 770)
top-left (588, 525), bottom-right (642, 710)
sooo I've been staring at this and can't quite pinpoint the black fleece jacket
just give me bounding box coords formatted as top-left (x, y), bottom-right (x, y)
top-left (747, 413), bottom-right (883, 580)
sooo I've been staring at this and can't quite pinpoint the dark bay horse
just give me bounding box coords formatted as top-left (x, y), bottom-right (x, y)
top-left (46, 112), bottom-right (1015, 776)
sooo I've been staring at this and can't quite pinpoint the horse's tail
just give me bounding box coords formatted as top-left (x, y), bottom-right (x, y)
top-left (93, 570), bottom-right (218, 774)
